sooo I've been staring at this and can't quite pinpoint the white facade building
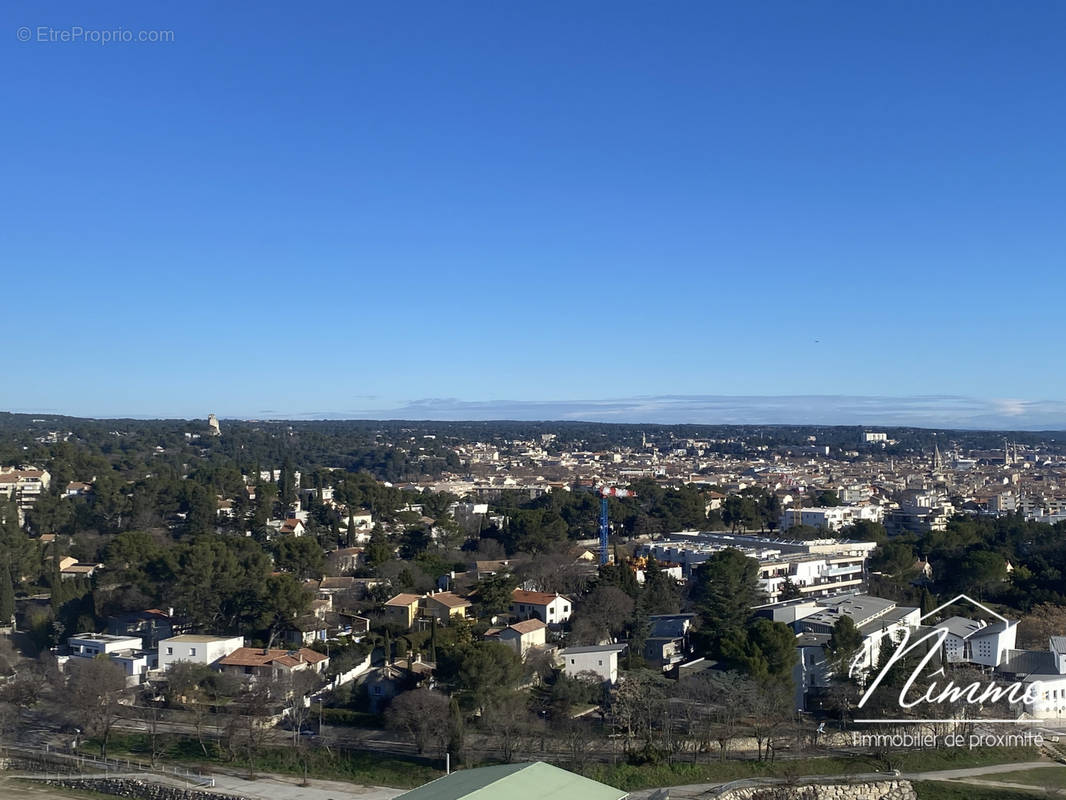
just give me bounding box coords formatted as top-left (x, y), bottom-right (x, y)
top-left (157, 634), bottom-right (245, 672)
top-left (935, 617), bottom-right (1017, 668)
top-left (66, 633), bottom-right (153, 680)
top-left (510, 590), bottom-right (572, 624)
top-left (644, 533), bottom-right (877, 602)
top-left (779, 505), bottom-right (883, 533)
top-left (559, 644), bottom-right (627, 684)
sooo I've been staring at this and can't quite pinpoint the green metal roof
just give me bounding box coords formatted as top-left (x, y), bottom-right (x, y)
top-left (394, 761), bottom-right (628, 800)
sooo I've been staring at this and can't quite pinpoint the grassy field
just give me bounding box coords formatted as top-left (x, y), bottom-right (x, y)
top-left (96, 731), bottom-right (1044, 793)
top-left (580, 747), bottom-right (1042, 791)
top-left (912, 781), bottom-right (1043, 799)
top-left (967, 765), bottom-right (1066, 789)
top-left (99, 732), bottom-right (441, 788)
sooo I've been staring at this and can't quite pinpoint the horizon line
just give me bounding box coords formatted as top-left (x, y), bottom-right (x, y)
top-left (5, 409), bottom-right (1066, 435)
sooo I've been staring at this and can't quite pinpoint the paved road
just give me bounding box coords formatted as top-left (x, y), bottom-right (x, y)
top-left (904, 760), bottom-right (1056, 780)
top-left (9, 768), bottom-right (405, 800)
top-left (208, 770), bottom-right (403, 800)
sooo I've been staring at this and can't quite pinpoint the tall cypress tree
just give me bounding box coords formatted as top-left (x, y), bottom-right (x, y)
top-left (0, 552), bottom-right (15, 625)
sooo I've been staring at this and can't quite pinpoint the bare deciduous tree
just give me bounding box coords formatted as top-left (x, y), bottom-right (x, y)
top-left (65, 657), bottom-right (128, 757)
top-left (385, 688), bottom-right (450, 755)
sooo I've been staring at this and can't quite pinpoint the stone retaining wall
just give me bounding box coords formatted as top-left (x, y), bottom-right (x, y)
top-left (717, 779), bottom-right (917, 800)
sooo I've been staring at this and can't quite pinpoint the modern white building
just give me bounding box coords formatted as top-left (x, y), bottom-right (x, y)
top-left (559, 644), bottom-right (627, 684)
top-left (66, 633), bottom-right (154, 681)
top-left (157, 634), bottom-right (245, 672)
top-left (68, 632), bottom-right (143, 657)
top-left (934, 617), bottom-right (1017, 668)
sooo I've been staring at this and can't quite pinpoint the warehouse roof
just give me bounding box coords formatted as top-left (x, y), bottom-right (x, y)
top-left (394, 761), bottom-right (626, 800)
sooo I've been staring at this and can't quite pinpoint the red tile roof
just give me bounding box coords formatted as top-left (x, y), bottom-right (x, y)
top-left (511, 589), bottom-right (568, 606)
top-left (219, 647), bottom-right (327, 668)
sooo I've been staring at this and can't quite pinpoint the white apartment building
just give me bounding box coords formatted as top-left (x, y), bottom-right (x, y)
top-left (157, 634), bottom-right (245, 671)
top-left (643, 533), bottom-right (877, 602)
top-left (778, 505), bottom-right (882, 533)
top-left (772, 594), bottom-right (920, 709)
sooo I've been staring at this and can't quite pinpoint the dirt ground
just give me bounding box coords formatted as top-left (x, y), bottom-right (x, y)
top-left (0, 777), bottom-right (107, 800)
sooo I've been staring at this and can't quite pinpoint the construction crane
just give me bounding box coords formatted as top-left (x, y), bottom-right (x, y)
top-left (597, 486), bottom-right (636, 566)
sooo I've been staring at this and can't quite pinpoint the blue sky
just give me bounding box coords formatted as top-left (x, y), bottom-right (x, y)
top-left (4, 2), bottom-right (1064, 427)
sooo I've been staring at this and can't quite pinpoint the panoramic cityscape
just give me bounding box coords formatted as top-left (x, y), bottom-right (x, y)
top-left (5, 2), bottom-right (1066, 800)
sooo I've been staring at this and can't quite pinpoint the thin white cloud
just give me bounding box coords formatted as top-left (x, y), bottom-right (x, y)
top-left (342, 394), bottom-right (1066, 430)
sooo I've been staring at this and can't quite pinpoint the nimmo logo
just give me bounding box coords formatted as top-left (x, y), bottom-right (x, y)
top-left (849, 594), bottom-right (1040, 724)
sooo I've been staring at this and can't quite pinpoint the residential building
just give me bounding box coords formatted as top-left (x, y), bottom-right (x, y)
top-left (328, 548), bottom-right (364, 574)
top-left (510, 589), bottom-right (572, 625)
top-left (57, 555), bottom-right (101, 580)
top-left (107, 609), bottom-right (175, 649)
top-left (384, 593), bottom-right (422, 628)
top-left (644, 534), bottom-right (875, 602)
top-left (279, 518), bottom-right (306, 537)
top-left (643, 614), bottom-right (695, 670)
top-left (559, 644), bottom-right (627, 684)
top-left (424, 591), bottom-right (472, 623)
top-left (0, 467), bottom-right (51, 510)
top-left (778, 504), bottom-right (883, 532)
top-left (217, 647), bottom-right (328, 681)
top-left (486, 618), bottom-right (547, 657)
top-left (66, 632), bottom-right (153, 680)
top-left (158, 634), bottom-right (245, 672)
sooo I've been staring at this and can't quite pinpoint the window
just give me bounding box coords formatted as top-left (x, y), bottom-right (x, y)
top-left (570, 659), bottom-right (575, 665)
top-left (598, 660), bottom-right (603, 666)
top-left (189, 647), bottom-right (197, 656)
top-left (166, 647), bottom-right (173, 655)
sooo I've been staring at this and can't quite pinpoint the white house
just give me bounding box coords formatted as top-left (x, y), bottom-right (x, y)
top-left (559, 644), bottom-right (627, 684)
top-left (510, 589), bottom-right (572, 625)
top-left (157, 634), bottom-right (245, 672)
